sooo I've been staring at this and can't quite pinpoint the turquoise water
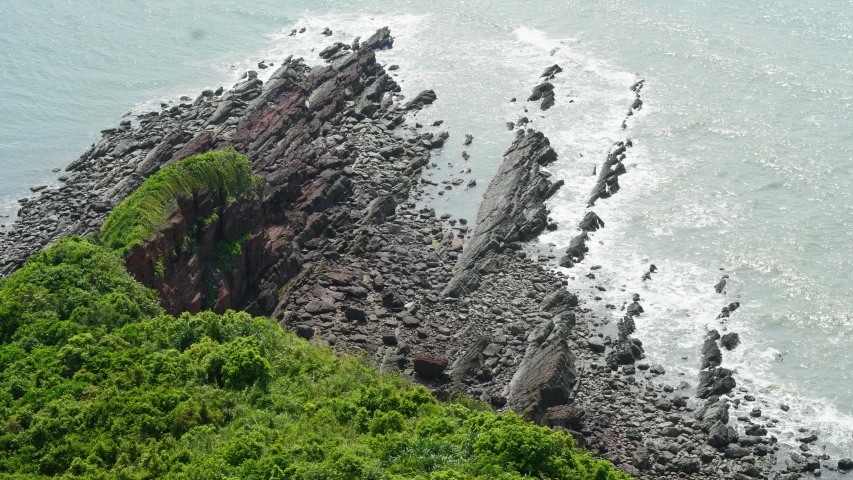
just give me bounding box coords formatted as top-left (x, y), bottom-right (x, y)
top-left (3, 0), bottom-right (853, 467)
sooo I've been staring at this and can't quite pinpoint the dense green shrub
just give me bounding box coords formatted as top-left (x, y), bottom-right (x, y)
top-left (99, 148), bottom-right (258, 252)
top-left (0, 240), bottom-right (634, 479)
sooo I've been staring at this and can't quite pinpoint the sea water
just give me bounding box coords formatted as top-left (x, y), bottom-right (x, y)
top-left (3, 0), bottom-right (853, 470)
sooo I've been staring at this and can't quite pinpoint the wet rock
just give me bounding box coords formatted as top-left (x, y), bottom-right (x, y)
top-left (626, 301), bottom-right (644, 317)
top-left (528, 82), bottom-right (554, 102)
top-left (559, 232), bottom-right (589, 268)
top-left (578, 211), bottom-right (605, 232)
top-left (405, 90), bottom-right (438, 110)
top-left (720, 332), bottom-right (741, 350)
top-left (697, 367), bottom-right (737, 398)
top-left (701, 337), bottom-right (723, 369)
top-left (362, 26), bottom-right (394, 50)
top-left (540, 289), bottom-right (578, 311)
top-left (540, 64), bottom-right (563, 78)
top-left (715, 276), bottom-right (728, 293)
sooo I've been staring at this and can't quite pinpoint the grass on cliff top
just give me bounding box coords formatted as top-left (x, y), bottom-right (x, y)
top-left (0, 237), bottom-right (635, 480)
top-left (99, 147), bottom-right (258, 252)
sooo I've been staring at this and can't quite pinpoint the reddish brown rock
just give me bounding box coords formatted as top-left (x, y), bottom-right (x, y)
top-left (413, 355), bottom-right (449, 378)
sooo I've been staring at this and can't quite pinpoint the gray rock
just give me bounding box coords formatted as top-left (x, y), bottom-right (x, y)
top-left (540, 289), bottom-right (578, 311)
top-left (697, 367), bottom-right (737, 398)
top-left (721, 332), bottom-right (741, 350)
top-left (507, 338), bottom-right (577, 422)
top-left (701, 337), bottom-right (723, 369)
top-left (405, 90), bottom-right (437, 110)
top-left (362, 27), bottom-right (394, 50)
top-left (453, 130), bottom-right (559, 274)
top-left (578, 211), bottom-right (605, 232)
top-left (587, 337), bottom-right (605, 353)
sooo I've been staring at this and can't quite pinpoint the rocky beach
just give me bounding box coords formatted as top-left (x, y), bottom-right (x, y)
top-left (0, 27), bottom-right (847, 479)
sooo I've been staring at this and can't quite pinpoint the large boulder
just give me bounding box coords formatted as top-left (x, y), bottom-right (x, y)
top-left (720, 332), bottom-right (741, 350)
top-left (701, 337), bottom-right (723, 369)
top-left (405, 90), bottom-right (437, 110)
top-left (578, 211), bottom-right (604, 232)
top-left (413, 355), bottom-right (448, 378)
top-left (540, 289), bottom-right (579, 312)
top-left (559, 233), bottom-right (589, 268)
top-left (697, 367), bottom-right (737, 398)
top-left (450, 336), bottom-right (492, 383)
top-left (708, 422), bottom-right (739, 449)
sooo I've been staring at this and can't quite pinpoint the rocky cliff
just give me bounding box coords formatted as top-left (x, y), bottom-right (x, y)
top-left (0, 28), bottom-right (788, 480)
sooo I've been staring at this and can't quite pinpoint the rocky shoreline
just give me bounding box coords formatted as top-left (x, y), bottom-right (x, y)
top-left (0, 27), bottom-right (841, 480)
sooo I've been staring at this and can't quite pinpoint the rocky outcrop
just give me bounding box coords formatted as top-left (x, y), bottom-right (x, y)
top-left (507, 337), bottom-right (577, 421)
top-left (587, 140), bottom-right (630, 207)
top-left (124, 185), bottom-right (265, 315)
top-left (405, 90), bottom-right (437, 110)
top-left (578, 211), bottom-right (604, 232)
top-left (455, 130), bottom-right (560, 275)
top-left (720, 332), bottom-right (740, 350)
top-left (528, 82), bottom-right (556, 111)
top-left (558, 232), bottom-right (590, 268)
top-left (697, 367), bottom-right (737, 399)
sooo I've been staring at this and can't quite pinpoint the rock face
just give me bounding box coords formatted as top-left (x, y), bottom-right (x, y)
top-left (124, 185), bottom-right (265, 315)
top-left (508, 338), bottom-right (577, 421)
top-left (0, 30), bottom-right (406, 317)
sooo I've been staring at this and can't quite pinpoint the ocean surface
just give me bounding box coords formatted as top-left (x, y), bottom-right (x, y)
top-left (3, 0), bottom-right (853, 470)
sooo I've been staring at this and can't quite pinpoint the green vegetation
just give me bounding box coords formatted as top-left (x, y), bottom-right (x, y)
top-left (214, 232), bottom-right (253, 270)
top-left (0, 237), bottom-right (633, 479)
top-left (99, 148), bottom-right (258, 253)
